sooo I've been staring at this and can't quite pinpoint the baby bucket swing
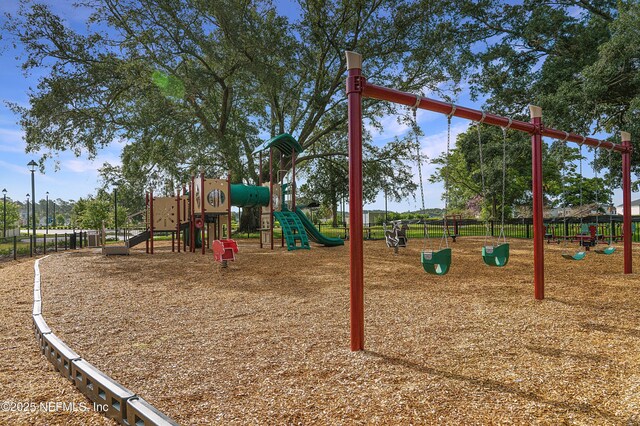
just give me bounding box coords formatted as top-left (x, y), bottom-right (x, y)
top-left (413, 98), bottom-right (451, 275)
top-left (476, 113), bottom-right (510, 267)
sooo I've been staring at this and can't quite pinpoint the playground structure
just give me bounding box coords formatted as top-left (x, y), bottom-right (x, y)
top-left (113, 133), bottom-right (343, 260)
top-left (345, 50), bottom-right (633, 351)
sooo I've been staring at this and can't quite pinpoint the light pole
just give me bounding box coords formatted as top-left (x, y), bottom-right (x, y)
top-left (114, 184), bottom-right (119, 241)
top-left (28, 160), bottom-right (37, 256)
top-left (45, 191), bottom-right (49, 234)
top-left (113, 179), bottom-right (124, 241)
top-left (2, 188), bottom-right (6, 238)
top-left (26, 194), bottom-right (30, 237)
top-left (53, 202), bottom-right (56, 227)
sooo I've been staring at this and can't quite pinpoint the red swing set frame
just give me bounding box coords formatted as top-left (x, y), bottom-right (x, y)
top-left (345, 51), bottom-right (633, 351)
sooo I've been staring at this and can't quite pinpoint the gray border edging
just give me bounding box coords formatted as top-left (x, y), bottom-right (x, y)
top-left (32, 256), bottom-right (179, 426)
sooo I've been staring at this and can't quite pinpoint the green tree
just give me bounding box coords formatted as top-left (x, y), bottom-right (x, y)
top-left (463, 0), bottom-right (640, 181)
top-left (7, 0), bottom-right (478, 231)
top-left (430, 123), bottom-right (565, 218)
top-left (80, 198), bottom-right (111, 231)
top-left (1, 201), bottom-right (21, 233)
top-left (300, 135), bottom-right (418, 226)
top-left (71, 198), bottom-right (87, 229)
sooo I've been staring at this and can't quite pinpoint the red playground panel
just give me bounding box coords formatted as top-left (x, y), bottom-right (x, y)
top-left (213, 239), bottom-right (238, 264)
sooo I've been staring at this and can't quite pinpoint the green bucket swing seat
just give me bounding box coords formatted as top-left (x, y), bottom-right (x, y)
top-left (421, 248), bottom-right (452, 276)
top-left (482, 243), bottom-right (510, 267)
top-left (562, 251), bottom-right (586, 261)
top-left (595, 246), bottom-right (616, 255)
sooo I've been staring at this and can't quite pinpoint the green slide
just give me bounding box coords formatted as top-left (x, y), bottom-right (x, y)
top-left (293, 207), bottom-right (344, 247)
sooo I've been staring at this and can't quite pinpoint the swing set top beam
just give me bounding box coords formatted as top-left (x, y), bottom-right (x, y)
top-left (361, 82), bottom-right (629, 154)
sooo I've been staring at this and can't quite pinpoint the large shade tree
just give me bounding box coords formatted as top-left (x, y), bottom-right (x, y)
top-left (463, 0), bottom-right (640, 183)
top-left (7, 0), bottom-right (479, 230)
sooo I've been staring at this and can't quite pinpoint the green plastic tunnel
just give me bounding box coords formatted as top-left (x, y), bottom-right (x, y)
top-left (230, 184), bottom-right (270, 208)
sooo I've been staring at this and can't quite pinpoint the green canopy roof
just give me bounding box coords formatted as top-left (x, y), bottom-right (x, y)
top-left (253, 133), bottom-right (304, 156)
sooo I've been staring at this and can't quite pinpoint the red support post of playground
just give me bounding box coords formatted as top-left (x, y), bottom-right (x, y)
top-left (269, 148), bottom-right (274, 251)
top-left (530, 106), bottom-right (544, 300)
top-left (292, 151), bottom-right (296, 211)
top-left (149, 190), bottom-right (154, 255)
top-left (622, 131), bottom-right (633, 274)
top-left (227, 172), bottom-right (232, 239)
top-left (176, 188), bottom-right (181, 253)
top-left (190, 177), bottom-right (195, 253)
top-left (145, 192), bottom-right (149, 254)
top-left (259, 151), bottom-right (263, 249)
top-left (346, 51), bottom-right (365, 351)
top-left (280, 152), bottom-right (284, 248)
top-left (201, 172), bottom-right (206, 255)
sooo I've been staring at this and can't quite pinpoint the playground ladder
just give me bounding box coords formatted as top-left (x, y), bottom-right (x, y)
top-left (274, 211), bottom-right (310, 251)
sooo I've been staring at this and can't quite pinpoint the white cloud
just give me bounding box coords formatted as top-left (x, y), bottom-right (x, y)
top-left (0, 128), bottom-right (26, 154)
top-left (63, 154), bottom-right (122, 174)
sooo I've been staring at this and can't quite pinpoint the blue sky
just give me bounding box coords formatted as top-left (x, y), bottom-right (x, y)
top-left (0, 0), bottom-right (629, 212)
top-left (0, 1), bottom-right (121, 205)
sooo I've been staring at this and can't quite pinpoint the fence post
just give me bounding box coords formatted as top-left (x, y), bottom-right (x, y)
top-left (64, 233), bottom-right (67, 250)
top-left (526, 223), bottom-right (530, 239)
top-left (55, 234), bottom-right (58, 252)
top-left (44, 234), bottom-right (47, 255)
top-left (13, 236), bottom-right (17, 261)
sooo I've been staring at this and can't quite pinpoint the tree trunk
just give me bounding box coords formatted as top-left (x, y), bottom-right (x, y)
top-left (492, 196), bottom-right (497, 220)
top-left (331, 195), bottom-right (338, 227)
top-left (239, 206), bottom-right (260, 233)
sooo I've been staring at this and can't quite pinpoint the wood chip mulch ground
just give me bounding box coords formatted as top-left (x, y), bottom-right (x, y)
top-left (0, 257), bottom-right (113, 425)
top-left (4, 237), bottom-right (640, 424)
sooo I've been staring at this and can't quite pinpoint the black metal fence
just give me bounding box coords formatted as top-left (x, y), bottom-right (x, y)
top-left (0, 232), bottom-right (88, 262)
top-left (311, 216), bottom-right (640, 243)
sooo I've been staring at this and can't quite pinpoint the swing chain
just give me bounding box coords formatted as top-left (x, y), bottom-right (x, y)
top-left (476, 117), bottom-right (491, 246)
top-left (578, 144), bottom-right (584, 227)
top-left (499, 122), bottom-right (510, 244)
top-left (442, 115), bottom-right (452, 249)
top-left (411, 103), bottom-right (431, 252)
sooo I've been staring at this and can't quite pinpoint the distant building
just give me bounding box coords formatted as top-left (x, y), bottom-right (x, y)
top-left (617, 199), bottom-right (640, 216)
top-left (545, 203), bottom-right (617, 219)
top-left (363, 211), bottom-right (387, 226)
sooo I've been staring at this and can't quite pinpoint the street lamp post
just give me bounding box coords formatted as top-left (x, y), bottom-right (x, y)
top-left (26, 194), bottom-right (30, 237)
top-left (28, 160), bottom-right (37, 256)
top-left (53, 202), bottom-right (56, 227)
top-left (114, 185), bottom-right (119, 241)
top-left (113, 180), bottom-right (124, 241)
top-left (46, 191), bottom-right (49, 234)
top-left (26, 194), bottom-right (30, 256)
top-left (2, 188), bottom-right (6, 238)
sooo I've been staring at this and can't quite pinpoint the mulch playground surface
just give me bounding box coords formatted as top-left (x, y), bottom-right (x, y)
top-left (2, 237), bottom-right (640, 424)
